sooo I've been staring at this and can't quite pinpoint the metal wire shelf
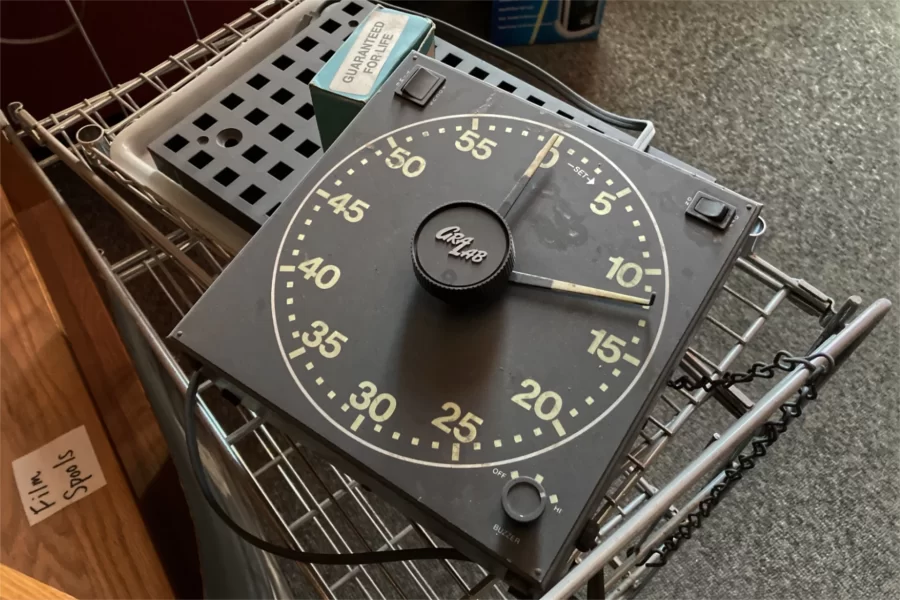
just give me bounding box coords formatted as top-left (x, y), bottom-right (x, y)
top-left (3, 1), bottom-right (890, 598)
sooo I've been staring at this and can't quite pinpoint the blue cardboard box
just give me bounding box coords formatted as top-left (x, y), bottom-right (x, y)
top-left (491, 0), bottom-right (606, 46)
top-left (310, 5), bottom-right (435, 149)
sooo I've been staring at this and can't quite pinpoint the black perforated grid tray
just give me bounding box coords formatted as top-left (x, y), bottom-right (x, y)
top-left (149, 0), bottom-right (709, 232)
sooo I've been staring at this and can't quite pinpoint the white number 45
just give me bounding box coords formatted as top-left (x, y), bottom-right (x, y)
top-left (328, 193), bottom-right (369, 223)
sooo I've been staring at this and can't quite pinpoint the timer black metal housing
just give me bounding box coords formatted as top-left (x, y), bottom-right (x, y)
top-left (172, 53), bottom-right (762, 593)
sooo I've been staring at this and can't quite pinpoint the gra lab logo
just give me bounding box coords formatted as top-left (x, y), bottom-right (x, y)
top-left (435, 226), bottom-right (488, 264)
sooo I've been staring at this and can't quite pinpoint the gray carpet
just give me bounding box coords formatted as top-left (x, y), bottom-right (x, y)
top-left (510, 1), bottom-right (900, 598)
top-left (46, 0), bottom-right (899, 598)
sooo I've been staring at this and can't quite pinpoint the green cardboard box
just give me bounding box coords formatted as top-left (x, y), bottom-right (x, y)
top-left (310, 6), bottom-right (435, 150)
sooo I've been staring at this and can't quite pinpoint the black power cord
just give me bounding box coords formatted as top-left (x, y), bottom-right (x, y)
top-left (378, 1), bottom-right (656, 150)
top-left (184, 369), bottom-right (470, 565)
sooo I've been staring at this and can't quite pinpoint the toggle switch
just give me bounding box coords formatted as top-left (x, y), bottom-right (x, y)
top-left (687, 191), bottom-right (735, 229)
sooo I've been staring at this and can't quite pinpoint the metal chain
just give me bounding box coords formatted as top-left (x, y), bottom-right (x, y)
top-left (640, 350), bottom-right (835, 568)
top-left (667, 350), bottom-right (830, 394)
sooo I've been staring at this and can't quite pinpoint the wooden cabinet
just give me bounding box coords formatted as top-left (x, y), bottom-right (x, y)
top-left (0, 190), bottom-right (173, 599)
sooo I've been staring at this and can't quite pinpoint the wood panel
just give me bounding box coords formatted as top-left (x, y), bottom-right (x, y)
top-left (0, 191), bottom-right (173, 598)
top-left (0, 136), bottom-right (167, 498)
top-left (0, 564), bottom-right (75, 600)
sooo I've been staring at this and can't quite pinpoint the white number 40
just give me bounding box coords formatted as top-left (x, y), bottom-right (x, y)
top-left (298, 257), bottom-right (341, 289)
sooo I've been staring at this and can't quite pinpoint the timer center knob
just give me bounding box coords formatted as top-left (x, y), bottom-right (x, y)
top-left (501, 476), bottom-right (547, 524)
top-left (411, 201), bottom-right (514, 304)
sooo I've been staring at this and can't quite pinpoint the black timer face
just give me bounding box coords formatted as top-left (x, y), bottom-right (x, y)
top-left (271, 114), bottom-right (668, 467)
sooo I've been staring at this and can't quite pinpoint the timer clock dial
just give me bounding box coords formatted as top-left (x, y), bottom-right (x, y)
top-left (271, 114), bottom-right (668, 467)
top-left (173, 52), bottom-right (762, 590)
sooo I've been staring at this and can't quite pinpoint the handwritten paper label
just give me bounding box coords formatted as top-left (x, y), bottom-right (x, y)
top-left (11, 425), bottom-right (107, 525)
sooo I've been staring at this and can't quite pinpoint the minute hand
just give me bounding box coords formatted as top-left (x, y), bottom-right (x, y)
top-left (510, 271), bottom-right (656, 307)
top-left (497, 133), bottom-right (561, 218)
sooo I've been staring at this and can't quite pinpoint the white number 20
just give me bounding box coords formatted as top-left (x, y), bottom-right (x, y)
top-left (510, 379), bottom-right (563, 421)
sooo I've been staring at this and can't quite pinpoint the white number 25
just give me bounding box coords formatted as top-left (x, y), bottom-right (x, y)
top-left (432, 402), bottom-right (483, 443)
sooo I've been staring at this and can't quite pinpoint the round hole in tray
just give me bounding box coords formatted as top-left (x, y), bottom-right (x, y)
top-left (76, 123), bottom-right (104, 144)
top-left (197, 135), bottom-right (209, 145)
top-left (216, 128), bottom-right (243, 149)
top-left (349, 20), bottom-right (359, 26)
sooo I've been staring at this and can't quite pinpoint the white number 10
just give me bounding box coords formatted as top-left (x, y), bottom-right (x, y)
top-left (606, 256), bottom-right (643, 288)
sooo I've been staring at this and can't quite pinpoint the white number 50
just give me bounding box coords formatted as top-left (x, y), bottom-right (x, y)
top-left (385, 146), bottom-right (426, 177)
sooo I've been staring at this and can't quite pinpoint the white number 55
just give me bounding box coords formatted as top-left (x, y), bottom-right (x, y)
top-left (455, 130), bottom-right (497, 160)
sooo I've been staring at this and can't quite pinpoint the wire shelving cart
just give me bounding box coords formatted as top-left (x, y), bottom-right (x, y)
top-left (2, 1), bottom-right (891, 598)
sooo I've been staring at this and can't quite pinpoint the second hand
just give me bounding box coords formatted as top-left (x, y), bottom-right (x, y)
top-left (510, 271), bottom-right (655, 307)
